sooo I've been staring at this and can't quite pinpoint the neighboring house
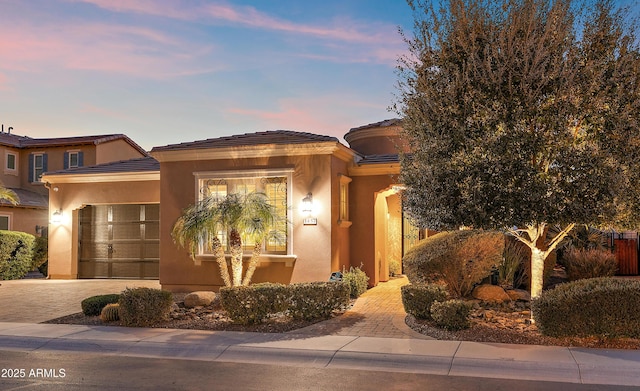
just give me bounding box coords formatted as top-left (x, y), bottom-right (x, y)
top-left (0, 130), bottom-right (148, 238)
top-left (44, 119), bottom-right (423, 290)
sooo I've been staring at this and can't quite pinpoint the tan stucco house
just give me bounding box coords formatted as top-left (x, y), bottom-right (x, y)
top-left (43, 119), bottom-right (420, 290)
top-left (0, 130), bottom-right (147, 238)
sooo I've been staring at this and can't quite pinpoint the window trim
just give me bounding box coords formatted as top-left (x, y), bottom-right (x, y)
top-left (338, 174), bottom-right (352, 227)
top-left (194, 168), bottom-right (294, 256)
top-left (32, 153), bottom-right (45, 183)
top-left (67, 150), bottom-right (80, 169)
top-left (0, 213), bottom-right (12, 230)
top-left (4, 151), bottom-right (17, 175)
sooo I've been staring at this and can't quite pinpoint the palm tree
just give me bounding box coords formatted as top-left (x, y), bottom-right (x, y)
top-left (172, 192), bottom-right (285, 286)
top-left (0, 182), bottom-right (19, 205)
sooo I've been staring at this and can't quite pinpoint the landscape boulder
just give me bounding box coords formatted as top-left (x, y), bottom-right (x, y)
top-left (506, 289), bottom-right (531, 302)
top-left (472, 284), bottom-right (511, 303)
top-left (184, 291), bottom-right (216, 308)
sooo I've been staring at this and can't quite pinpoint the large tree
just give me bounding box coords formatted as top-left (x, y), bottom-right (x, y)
top-left (396, 0), bottom-right (640, 298)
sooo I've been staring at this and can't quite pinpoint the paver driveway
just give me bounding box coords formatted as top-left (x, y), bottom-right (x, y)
top-left (0, 279), bottom-right (160, 323)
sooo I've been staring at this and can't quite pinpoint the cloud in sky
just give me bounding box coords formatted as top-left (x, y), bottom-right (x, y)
top-left (0, 0), bottom-right (410, 150)
top-left (70, 0), bottom-right (404, 64)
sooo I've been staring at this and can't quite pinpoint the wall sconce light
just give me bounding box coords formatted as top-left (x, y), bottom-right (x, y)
top-left (302, 193), bottom-right (313, 214)
top-left (51, 209), bottom-right (63, 224)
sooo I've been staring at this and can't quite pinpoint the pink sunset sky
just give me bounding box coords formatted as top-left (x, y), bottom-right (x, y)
top-left (2, 0), bottom-right (638, 151)
top-left (0, 0), bottom-right (413, 150)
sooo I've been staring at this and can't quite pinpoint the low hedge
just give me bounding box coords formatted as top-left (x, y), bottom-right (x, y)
top-left (220, 282), bottom-right (350, 323)
top-left (430, 300), bottom-right (472, 331)
top-left (342, 266), bottom-right (369, 298)
top-left (401, 283), bottom-right (448, 320)
top-left (532, 278), bottom-right (640, 338)
top-left (288, 282), bottom-right (350, 320)
top-left (81, 294), bottom-right (121, 316)
top-left (0, 231), bottom-right (35, 280)
top-left (220, 283), bottom-right (289, 324)
top-left (118, 287), bottom-right (173, 327)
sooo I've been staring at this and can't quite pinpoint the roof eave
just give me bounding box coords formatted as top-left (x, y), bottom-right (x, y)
top-left (43, 171), bottom-right (160, 184)
top-left (348, 163), bottom-right (401, 176)
top-left (151, 142), bottom-right (355, 163)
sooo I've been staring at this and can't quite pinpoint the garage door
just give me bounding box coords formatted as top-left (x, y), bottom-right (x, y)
top-left (78, 204), bottom-right (159, 279)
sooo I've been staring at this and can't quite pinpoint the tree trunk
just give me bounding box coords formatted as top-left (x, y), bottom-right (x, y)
top-left (211, 237), bottom-right (231, 287)
top-left (229, 229), bottom-right (243, 286)
top-left (242, 242), bottom-right (262, 286)
top-left (508, 222), bottom-right (575, 299)
top-left (530, 247), bottom-right (546, 299)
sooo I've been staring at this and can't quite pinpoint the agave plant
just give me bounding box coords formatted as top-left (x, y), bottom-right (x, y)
top-left (172, 192), bottom-right (285, 286)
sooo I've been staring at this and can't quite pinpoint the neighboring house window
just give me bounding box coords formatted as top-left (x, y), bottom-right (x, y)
top-left (64, 151), bottom-right (84, 169)
top-left (29, 153), bottom-right (47, 183)
top-left (5, 152), bottom-right (17, 174)
top-left (339, 175), bottom-right (352, 226)
top-left (0, 214), bottom-right (10, 230)
top-left (197, 169), bottom-right (292, 255)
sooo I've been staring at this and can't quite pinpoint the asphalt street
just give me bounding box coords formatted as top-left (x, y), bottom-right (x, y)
top-left (1, 350), bottom-right (636, 391)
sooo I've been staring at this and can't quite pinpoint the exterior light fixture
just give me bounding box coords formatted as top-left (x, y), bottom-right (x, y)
top-left (302, 193), bottom-right (317, 225)
top-left (51, 209), bottom-right (63, 224)
top-left (302, 193), bottom-right (313, 214)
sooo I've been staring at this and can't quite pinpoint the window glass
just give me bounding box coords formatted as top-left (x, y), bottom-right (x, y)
top-left (0, 215), bottom-right (9, 230)
top-left (34, 154), bottom-right (44, 182)
top-left (339, 175), bottom-right (352, 222)
top-left (6, 153), bottom-right (15, 170)
top-left (199, 174), bottom-right (289, 255)
top-left (69, 152), bottom-right (79, 168)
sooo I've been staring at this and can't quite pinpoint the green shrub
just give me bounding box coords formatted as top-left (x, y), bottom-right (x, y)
top-left (31, 236), bottom-right (48, 271)
top-left (401, 283), bottom-right (448, 320)
top-left (220, 283), bottom-right (289, 324)
top-left (430, 300), bottom-right (472, 330)
top-left (81, 294), bottom-right (121, 316)
top-left (532, 278), bottom-right (640, 338)
top-left (288, 282), bottom-right (350, 320)
top-left (100, 303), bottom-right (120, 322)
top-left (0, 231), bottom-right (35, 280)
top-left (342, 265), bottom-right (369, 298)
top-left (563, 248), bottom-right (617, 281)
top-left (389, 258), bottom-right (401, 276)
top-left (118, 287), bottom-right (173, 327)
top-left (498, 239), bottom-right (527, 288)
top-left (402, 230), bottom-right (505, 297)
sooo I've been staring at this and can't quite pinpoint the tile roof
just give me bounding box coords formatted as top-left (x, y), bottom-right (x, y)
top-left (347, 118), bottom-right (402, 134)
top-left (0, 188), bottom-right (48, 209)
top-left (0, 132), bottom-right (148, 155)
top-left (44, 156), bottom-right (159, 176)
top-left (151, 130), bottom-right (339, 152)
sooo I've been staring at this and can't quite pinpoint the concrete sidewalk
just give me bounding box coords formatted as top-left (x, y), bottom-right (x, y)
top-left (0, 322), bottom-right (639, 387)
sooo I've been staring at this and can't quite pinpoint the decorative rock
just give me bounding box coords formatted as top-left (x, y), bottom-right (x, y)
top-left (184, 291), bottom-right (216, 308)
top-left (506, 289), bottom-right (531, 302)
top-left (472, 284), bottom-right (512, 303)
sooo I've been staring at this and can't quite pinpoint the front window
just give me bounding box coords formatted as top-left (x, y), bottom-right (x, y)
top-left (0, 215), bottom-right (10, 230)
top-left (69, 152), bottom-right (79, 168)
top-left (5, 152), bottom-right (16, 172)
top-left (33, 154), bottom-right (44, 182)
top-left (197, 169), bottom-right (292, 255)
top-left (339, 174), bottom-right (352, 225)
